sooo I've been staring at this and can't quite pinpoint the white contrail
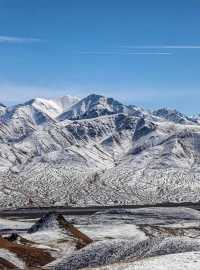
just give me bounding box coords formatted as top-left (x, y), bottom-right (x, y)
top-left (0, 36), bottom-right (44, 43)
top-left (77, 51), bottom-right (172, 55)
top-left (121, 45), bottom-right (200, 49)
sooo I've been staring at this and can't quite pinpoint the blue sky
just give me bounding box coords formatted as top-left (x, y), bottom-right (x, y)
top-left (0, 0), bottom-right (200, 114)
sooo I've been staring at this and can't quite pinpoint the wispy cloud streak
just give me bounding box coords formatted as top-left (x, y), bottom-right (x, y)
top-left (0, 36), bottom-right (44, 44)
top-left (77, 51), bottom-right (172, 55)
top-left (122, 45), bottom-right (200, 49)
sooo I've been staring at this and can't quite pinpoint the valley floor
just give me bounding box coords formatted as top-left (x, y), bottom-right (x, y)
top-left (1, 207), bottom-right (200, 269)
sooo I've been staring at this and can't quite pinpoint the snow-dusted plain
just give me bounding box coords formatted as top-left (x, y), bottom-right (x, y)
top-left (44, 237), bottom-right (200, 270)
top-left (1, 208), bottom-right (200, 269)
top-left (1, 93), bottom-right (200, 207)
top-left (83, 252), bottom-right (200, 270)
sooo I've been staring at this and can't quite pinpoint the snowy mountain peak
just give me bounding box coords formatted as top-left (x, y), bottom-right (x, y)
top-left (19, 95), bottom-right (80, 119)
top-left (29, 98), bottom-right (64, 118)
top-left (58, 93), bottom-right (129, 121)
top-left (53, 95), bottom-right (80, 112)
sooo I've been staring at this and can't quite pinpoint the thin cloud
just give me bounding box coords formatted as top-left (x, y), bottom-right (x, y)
top-left (0, 36), bottom-right (44, 44)
top-left (77, 51), bottom-right (172, 55)
top-left (164, 45), bottom-right (200, 49)
top-left (121, 45), bottom-right (200, 49)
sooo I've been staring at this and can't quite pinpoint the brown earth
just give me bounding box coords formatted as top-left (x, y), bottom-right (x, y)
top-left (57, 214), bottom-right (93, 246)
top-left (0, 237), bottom-right (55, 268)
top-left (0, 257), bottom-right (18, 270)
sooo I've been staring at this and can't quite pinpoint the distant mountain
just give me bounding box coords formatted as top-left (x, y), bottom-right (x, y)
top-left (1, 94), bottom-right (200, 208)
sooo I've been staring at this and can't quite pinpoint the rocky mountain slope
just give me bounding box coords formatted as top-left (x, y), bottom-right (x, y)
top-left (0, 93), bottom-right (200, 207)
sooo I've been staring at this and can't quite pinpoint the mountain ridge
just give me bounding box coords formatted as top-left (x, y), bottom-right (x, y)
top-left (0, 93), bottom-right (200, 208)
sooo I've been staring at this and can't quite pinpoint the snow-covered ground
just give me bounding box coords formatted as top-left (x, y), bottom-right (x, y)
top-left (44, 237), bottom-right (200, 270)
top-left (0, 217), bottom-right (33, 231)
top-left (77, 224), bottom-right (146, 241)
top-left (85, 251), bottom-right (200, 270)
top-left (1, 207), bottom-right (200, 269)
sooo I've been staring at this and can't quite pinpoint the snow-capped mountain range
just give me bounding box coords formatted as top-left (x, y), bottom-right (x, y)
top-left (1, 93), bottom-right (200, 208)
